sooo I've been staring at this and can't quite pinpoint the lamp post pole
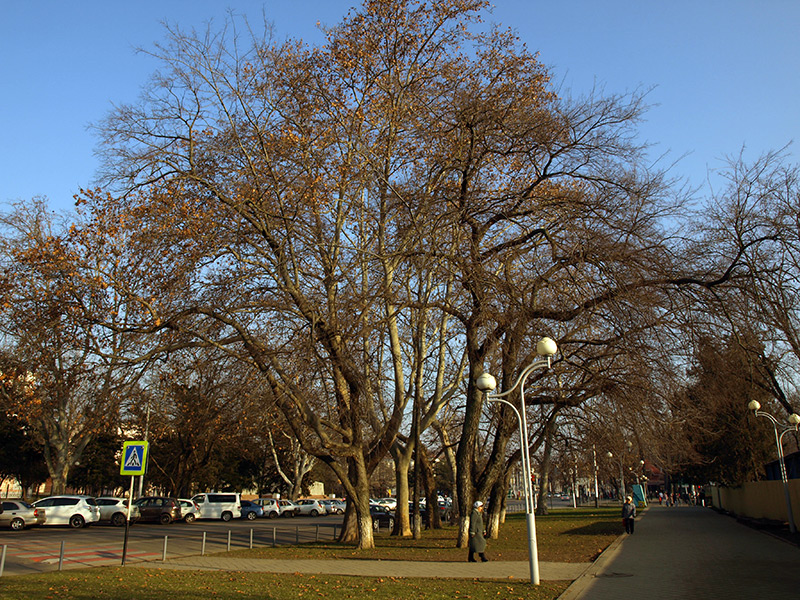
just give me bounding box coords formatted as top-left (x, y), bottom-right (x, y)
top-left (607, 451), bottom-right (625, 500)
top-left (592, 445), bottom-right (600, 508)
top-left (748, 400), bottom-right (800, 534)
top-left (475, 337), bottom-right (557, 586)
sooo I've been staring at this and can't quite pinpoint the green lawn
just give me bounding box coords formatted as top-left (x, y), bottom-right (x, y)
top-left (230, 508), bottom-right (620, 563)
top-left (0, 508), bottom-right (621, 600)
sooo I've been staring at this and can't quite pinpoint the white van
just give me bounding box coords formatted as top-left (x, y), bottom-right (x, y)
top-left (191, 493), bottom-right (242, 521)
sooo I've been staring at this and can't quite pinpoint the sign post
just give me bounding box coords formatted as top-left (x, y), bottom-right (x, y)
top-left (119, 441), bottom-right (148, 566)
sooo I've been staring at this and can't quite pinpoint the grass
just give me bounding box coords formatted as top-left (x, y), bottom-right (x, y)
top-left (0, 570), bottom-right (570, 600)
top-left (229, 507), bottom-right (620, 563)
top-left (0, 507), bottom-right (621, 600)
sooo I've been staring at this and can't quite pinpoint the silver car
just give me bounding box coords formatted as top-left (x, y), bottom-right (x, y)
top-left (96, 497), bottom-right (140, 526)
top-left (0, 500), bottom-right (46, 530)
top-left (296, 499), bottom-right (326, 516)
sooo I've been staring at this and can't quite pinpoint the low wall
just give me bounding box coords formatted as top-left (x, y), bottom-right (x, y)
top-left (710, 479), bottom-right (800, 525)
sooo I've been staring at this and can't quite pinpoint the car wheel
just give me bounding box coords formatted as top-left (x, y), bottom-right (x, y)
top-left (246, 511), bottom-right (257, 520)
top-left (268, 511), bottom-right (278, 519)
top-left (69, 514), bottom-right (86, 529)
top-left (184, 513), bottom-right (196, 523)
top-left (310, 509), bottom-right (318, 517)
top-left (221, 511), bottom-right (233, 522)
top-left (159, 513), bottom-right (172, 525)
top-left (10, 517), bottom-right (25, 531)
top-left (111, 513), bottom-right (126, 527)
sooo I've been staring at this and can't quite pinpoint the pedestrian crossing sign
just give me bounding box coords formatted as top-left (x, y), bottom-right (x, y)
top-left (120, 441), bottom-right (149, 476)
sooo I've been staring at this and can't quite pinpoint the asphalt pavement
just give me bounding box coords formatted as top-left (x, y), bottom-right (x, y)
top-left (560, 504), bottom-right (800, 599)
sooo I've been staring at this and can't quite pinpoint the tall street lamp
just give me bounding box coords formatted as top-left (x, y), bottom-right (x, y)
top-left (607, 441), bottom-right (633, 500)
top-left (748, 400), bottom-right (800, 534)
top-left (592, 445), bottom-right (600, 508)
top-left (475, 336), bottom-right (557, 586)
top-left (606, 451), bottom-right (625, 500)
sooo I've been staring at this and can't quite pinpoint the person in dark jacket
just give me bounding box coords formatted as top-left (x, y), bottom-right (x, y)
top-left (622, 495), bottom-right (636, 534)
top-left (468, 500), bottom-right (489, 562)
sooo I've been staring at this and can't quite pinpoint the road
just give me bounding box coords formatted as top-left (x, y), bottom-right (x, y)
top-left (0, 513), bottom-right (343, 577)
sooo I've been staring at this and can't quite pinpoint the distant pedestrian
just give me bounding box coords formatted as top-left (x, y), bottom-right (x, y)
top-left (622, 495), bottom-right (636, 534)
top-left (468, 501), bottom-right (489, 562)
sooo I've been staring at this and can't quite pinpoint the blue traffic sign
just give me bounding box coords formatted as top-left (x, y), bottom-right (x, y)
top-left (120, 441), bottom-right (149, 476)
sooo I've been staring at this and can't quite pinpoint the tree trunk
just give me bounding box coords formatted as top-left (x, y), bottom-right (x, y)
top-left (420, 446), bottom-right (441, 529)
top-left (336, 457), bottom-right (375, 549)
top-left (390, 443), bottom-right (413, 536)
top-left (536, 417), bottom-right (556, 516)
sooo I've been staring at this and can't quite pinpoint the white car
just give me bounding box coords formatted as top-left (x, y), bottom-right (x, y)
top-left (255, 498), bottom-right (281, 518)
top-left (254, 498), bottom-right (300, 518)
top-left (277, 499), bottom-right (300, 517)
top-left (33, 495), bottom-right (100, 528)
top-left (376, 497), bottom-right (397, 510)
top-left (96, 497), bottom-right (140, 526)
top-left (320, 499), bottom-right (345, 514)
top-left (178, 498), bottom-right (201, 523)
top-left (295, 499), bottom-right (326, 516)
top-left (191, 493), bottom-right (242, 521)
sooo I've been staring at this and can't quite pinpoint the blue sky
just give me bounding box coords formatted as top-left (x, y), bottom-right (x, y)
top-left (2, 1), bottom-right (798, 213)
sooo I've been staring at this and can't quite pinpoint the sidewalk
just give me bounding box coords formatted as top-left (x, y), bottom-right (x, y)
top-left (561, 504), bottom-right (800, 599)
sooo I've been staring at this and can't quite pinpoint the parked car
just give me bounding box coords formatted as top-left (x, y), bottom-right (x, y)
top-left (96, 497), bottom-right (140, 527)
top-left (239, 499), bottom-right (263, 520)
top-left (295, 499), bottom-right (325, 517)
top-left (32, 495), bottom-right (100, 528)
top-left (132, 496), bottom-right (182, 524)
top-left (375, 497), bottom-right (397, 510)
top-left (191, 493), bottom-right (242, 521)
top-left (370, 504), bottom-right (394, 532)
top-left (254, 498), bottom-right (281, 519)
top-left (178, 498), bottom-right (201, 523)
top-left (0, 500), bottom-right (46, 530)
top-left (277, 499), bottom-right (300, 517)
top-left (320, 499), bottom-right (345, 515)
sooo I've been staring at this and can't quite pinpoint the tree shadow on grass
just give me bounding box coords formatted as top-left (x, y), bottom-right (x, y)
top-left (562, 522), bottom-right (621, 536)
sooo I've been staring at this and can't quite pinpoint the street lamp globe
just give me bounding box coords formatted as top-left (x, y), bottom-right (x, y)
top-left (475, 373), bottom-right (497, 393)
top-left (536, 337), bottom-right (558, 357)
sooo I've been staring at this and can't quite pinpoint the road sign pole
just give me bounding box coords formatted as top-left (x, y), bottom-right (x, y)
top-left (121, 475), bottom-right (134, 566)
top-left (119, 441), bottom-right (148, 567)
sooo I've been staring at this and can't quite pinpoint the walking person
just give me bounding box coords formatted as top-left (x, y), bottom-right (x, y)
top-left (622, 495), bottom-right (636, 534)
top-left (468, 501), bottom-right (489, 562)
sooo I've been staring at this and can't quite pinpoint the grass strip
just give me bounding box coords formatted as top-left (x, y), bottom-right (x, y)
top-left (0, 569), bottom-right (570, 600)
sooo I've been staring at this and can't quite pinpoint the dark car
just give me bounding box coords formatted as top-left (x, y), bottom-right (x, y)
top-left (239, 500), bottom-right (264, 520)
top-left (132, 496), bottom-right (182, 524)
top-left (369, 504), bottom-right (394, 532)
